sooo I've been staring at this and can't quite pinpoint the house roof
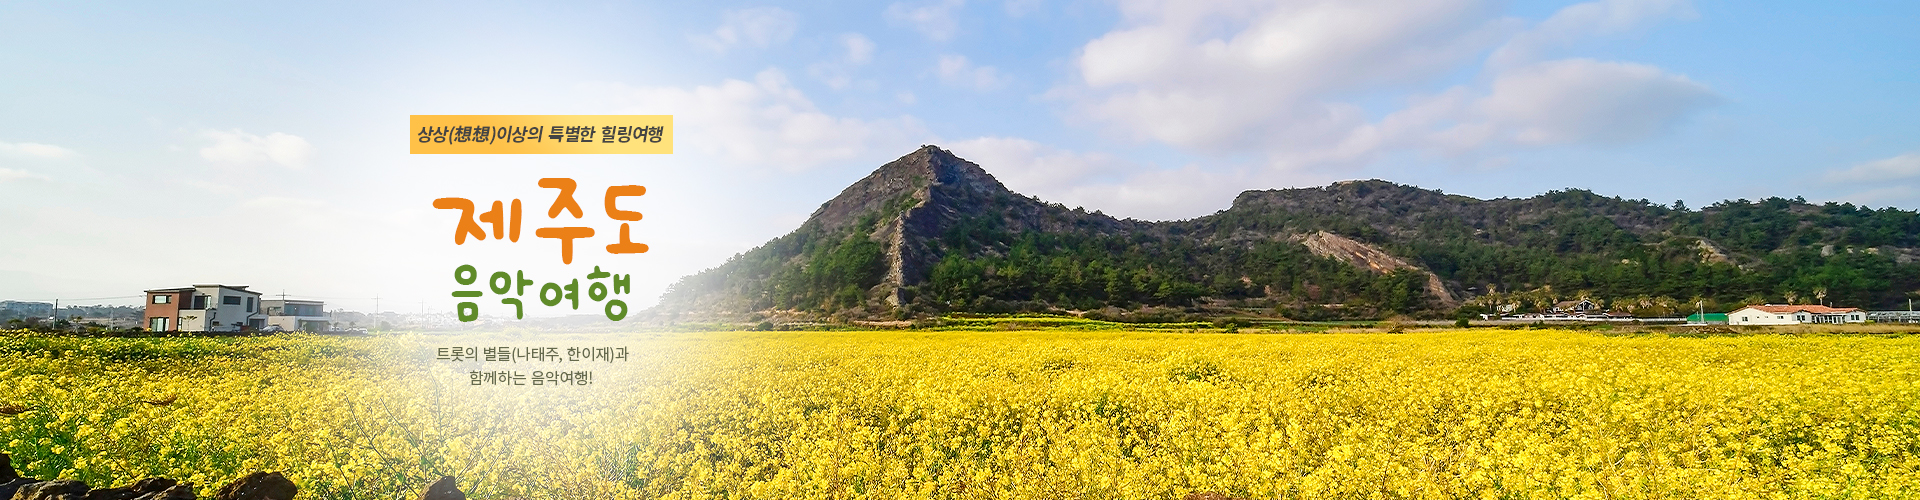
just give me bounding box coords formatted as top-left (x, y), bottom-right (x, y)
top-left (191, 284), bottom-right (262, 295)
top-left (1737, 304), bottom-right (1862, 314)
top-left (144, 287), bottom-right (196, 293)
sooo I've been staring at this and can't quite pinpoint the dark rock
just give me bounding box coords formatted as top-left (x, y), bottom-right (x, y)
top-left (1, 478), bottom-right (46, 500)
top-left (131, 484), bottom-right (195, 500)
top-left (130, 479), bottom-right (178, 495)
top-left (419, 476), bottom-right (464, 500)
top-left (89, 477), bottom-right (185, 500)
top-left (0, 453), bottom-right (16, 481)
top-left (13, 480), bottom-right (90, 500)
top-left (86, 486), bottom-right (139, 500)
top-left (212, 472), bottom-right (294, 500)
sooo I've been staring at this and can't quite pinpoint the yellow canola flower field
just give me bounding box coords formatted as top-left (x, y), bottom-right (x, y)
top-left (2, 329), bottom-right (1919, 499)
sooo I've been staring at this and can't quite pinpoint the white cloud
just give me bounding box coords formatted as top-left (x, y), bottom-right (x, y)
top-left (936, 55), bottom-right (1009, 90)
top-left (695, 7), bottom-right (800, 53)
top-left (1473, 59), bottom-right (1716, 145)
top-left (948, 137), bottom-right (1132, 195)
top-left (842, 33), bottom-right (876, 64)
top-left (810, 65), bottom-right (856, 90)
top-left (1827, 153), bottom-right (1920, 183)
top-left (1489, 0), bottom-right (1696, 69)
top-left (810, 34), bottom-right (878, 90)
top-left (1058, 164), bottom-right (1256, 221)
top-left (1836, 185), bottom-right (1917, 206)
top-left (0, 141), bottom-right (77, 159)
top-left (601, 69), bottom-right (927, 171)
top-left (182, 179), bottom-right (240, 194)
top-left (887, 0), bottom-right (965, 41)
top-left (1331, 59), bottom-right (1715, 159)
top-left (1004, 0), bottom-right (1042, 17)
top-left (946, 137), bottom-right (1285, 220)
top-left (199, 129), bottom-right (313, 168)
top-left (237, 195), bottom-right (330, 214)
top-left (1075, 0), bottom-right (1516, 151)
top-left (0, 167), bottom-right (52, 183)
top-left (1067, 0), bottom-right (1717, 174)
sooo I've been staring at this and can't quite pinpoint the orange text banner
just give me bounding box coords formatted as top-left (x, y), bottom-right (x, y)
top-left (409, 115), bottom-right (672, 154)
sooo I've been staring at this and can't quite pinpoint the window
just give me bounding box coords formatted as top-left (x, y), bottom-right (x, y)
top-left (247, 296), bottom-right (255, 312)
top-left (223, 295), bottom-right (241, 305)
top-left (148, 317), bottom-right (168, 331)
top-left (152, 295), bottom-right (170, 304)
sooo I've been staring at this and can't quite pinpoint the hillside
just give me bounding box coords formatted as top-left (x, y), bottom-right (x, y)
top-left (652, 146), bottom-right (1920, 320)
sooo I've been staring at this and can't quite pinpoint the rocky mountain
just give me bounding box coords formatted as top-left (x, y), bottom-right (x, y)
top-left (652, 146), bottom-right (1137, 317)
top-left (652, 146), bottom-right (1920, 320)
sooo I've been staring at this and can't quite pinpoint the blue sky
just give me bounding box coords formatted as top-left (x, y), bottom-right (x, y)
top-left (1, 0), bottom-right (1916, 313)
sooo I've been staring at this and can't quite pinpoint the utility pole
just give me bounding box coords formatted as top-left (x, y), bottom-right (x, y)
top-left (51, 298), bottom-right (58, 322)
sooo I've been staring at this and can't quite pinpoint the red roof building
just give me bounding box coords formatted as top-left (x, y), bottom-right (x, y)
top-left (1741, 304), bottom-right (1861, 314)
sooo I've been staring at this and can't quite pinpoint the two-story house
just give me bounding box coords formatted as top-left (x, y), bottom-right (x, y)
top-left (262, 299), bottom-right (329, 332)
top-left (144, 284), bottom-right (265, 332)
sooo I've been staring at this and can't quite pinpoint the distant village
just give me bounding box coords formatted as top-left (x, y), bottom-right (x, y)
top-left (0, 284), bottom-right (466, 333)
top-left (1477, 297), bottom-right (1920, 325)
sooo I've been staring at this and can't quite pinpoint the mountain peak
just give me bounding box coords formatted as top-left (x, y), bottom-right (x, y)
top-left (807, 145), bottom-right (1010, 236)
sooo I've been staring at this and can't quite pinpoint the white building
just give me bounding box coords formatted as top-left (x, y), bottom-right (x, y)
top-left (262, 299), bottom-right (329, 332)
top-left (1728, 304), bottom-right (1865, 325)
top-left (144, 284), bottom-right (265, 332)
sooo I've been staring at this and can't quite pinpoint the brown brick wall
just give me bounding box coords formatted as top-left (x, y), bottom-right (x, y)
top-left (143, 291), bottom-right (187, 330)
